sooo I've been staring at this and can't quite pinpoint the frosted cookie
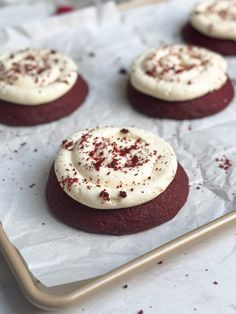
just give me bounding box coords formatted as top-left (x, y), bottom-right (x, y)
top-left (127, 45), bottom-right (233, 119)
top-left (183, 0), bottom-right (236, 55)
top-left (0, 48), bottom-right (88, 126)
top-left (46, 127), bottom-right (189, 235)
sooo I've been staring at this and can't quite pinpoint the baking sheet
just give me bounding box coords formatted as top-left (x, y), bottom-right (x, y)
top-left (0, 0), bottom-right (235, 287)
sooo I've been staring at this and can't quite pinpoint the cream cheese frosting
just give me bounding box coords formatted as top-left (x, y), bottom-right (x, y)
top-left (0, 48), bottom-right (78, 105)
top-left (191, 0), bottom-right (236, 41)
top-left (54, 127), bottom-right (177, 210)
top-left (130, 45), bottom-right (227, 101)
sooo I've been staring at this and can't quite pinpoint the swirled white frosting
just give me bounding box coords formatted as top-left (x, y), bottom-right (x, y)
top-left (0, 48), bottom-right (78, 105)
top-left (54, 127), bottom-right (177, 210)
top-left (130, 45), bottom-right (227, 101)
top-left (191, 0), bottom-right (236, 41)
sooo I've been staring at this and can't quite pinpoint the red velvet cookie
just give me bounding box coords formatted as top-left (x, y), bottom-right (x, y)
top-left (46, 127), bottom-right (189, 235)
top-left (46, 162), bottom-right (189, 235)
top-left (128, 45), bottom-right (233, 120)
top-left (182, 23), bottom-right (236, 56)
top-left (184, 0), bottom-right (236, 56)
top-left (127, 78), bottom-right (234, 120)
top-left (0, 48), bottom-right (88, 126)
top-left (0, 76), bottom-right (88, 126)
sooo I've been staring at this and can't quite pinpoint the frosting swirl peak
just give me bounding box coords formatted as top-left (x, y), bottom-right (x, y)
top-left (55, 127), bottom-right (177, 210)
top-left (0, 48), bottom-right (78, 105)
top-left (191, 0), bottom-right (236, 41)
top-left (131, 45), bottom-right (227, 101)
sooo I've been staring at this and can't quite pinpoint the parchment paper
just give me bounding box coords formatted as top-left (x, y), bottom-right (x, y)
top-left (0, 0), bottom-right (235, 287)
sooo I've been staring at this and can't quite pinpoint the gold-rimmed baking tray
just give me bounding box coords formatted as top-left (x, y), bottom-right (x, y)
top-left (1, 0), bottom-right (236, 311)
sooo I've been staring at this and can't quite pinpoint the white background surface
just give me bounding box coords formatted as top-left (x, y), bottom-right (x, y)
top-left (0, 1), bottom-right (236, 313)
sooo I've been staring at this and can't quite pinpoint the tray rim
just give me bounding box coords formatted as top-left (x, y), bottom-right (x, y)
top-left (1, 210), bottom-right (236, 311)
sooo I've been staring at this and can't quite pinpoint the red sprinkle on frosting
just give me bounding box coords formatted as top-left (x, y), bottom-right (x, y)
top-left (94, 159), bottom-right (105, 171)
top-left (99, 190), bottom-right (110, 201)
top-left (125, 155), bottom-right (140, 167)
top-left (119, 191), bottom-right (127, 198)
top-left (107, 158), bottom-right (119, 170)
top-left (59, 177), bottom-right (78, 191)
top-left (120, 128), bottom-right (129, 134)
top-left (61, 140), bottom-right (74, 150)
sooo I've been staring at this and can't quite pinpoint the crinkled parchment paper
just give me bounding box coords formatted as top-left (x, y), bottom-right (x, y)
top-left (0, 0), bottom-right (235, 286)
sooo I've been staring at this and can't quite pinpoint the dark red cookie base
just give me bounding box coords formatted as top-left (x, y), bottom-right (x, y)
top-left (0, 76), bottom-right (88, 126)
top-left (46, 163), bottom-right (189, 235)
top-left (182, 23), bottom-right (236, 56)
top-left (127, 78), bottom-right (234, 120)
